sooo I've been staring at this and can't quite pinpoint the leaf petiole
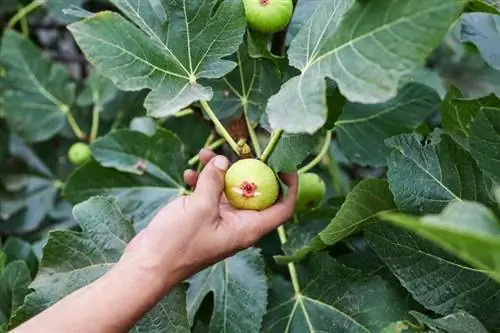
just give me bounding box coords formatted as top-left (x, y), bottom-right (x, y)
top-left (64, 110), bottom-right (87, 141)
top-left (188, 137), bottom-right (227, 166)
top-left (298, 130), bottom-right (332, 174)
top-left (277, 225), bottom-right (301, 294)
top-left (200, 100), bottom-right (240, 156)
top-left (89, 106), bottom-right (100, 143)
top-left (8, 0), bottom-right (46, 29)
top-left (260, 129), bottom-right (284, 163)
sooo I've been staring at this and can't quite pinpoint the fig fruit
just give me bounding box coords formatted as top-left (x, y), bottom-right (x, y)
top-left (243, 0), bottom-right (293, 33)
top-left (224, 158), bottom-right (279, 210)
top-left (295, 173), bottom-right (326, 213)
top-left (68, 142), bottom-right (91, 166)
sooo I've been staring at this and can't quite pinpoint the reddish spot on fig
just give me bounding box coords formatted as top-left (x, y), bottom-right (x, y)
top-left (260, 0), bottom-right (270, 6)
top-left (240, 181), bottom-right (257, 198)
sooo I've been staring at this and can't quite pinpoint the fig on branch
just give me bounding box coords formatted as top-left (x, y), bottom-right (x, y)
top-left (295, 173), bottom-right (326, 214)
top-left (68, 142), bottom-right (91, 166)
top-left (243, 0), bottom-right (293, 33)
top-left (224, 158), bottom-right (279, 210)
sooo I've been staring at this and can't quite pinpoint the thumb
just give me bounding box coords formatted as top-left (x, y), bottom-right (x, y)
top-left (193, 155), bottom-right (229, 205)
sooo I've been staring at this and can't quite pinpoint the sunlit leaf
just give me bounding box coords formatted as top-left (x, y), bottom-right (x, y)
top-left (267, 0), bottom-right (463, 134)
top-left (68, 0), bottom-right (246, 118)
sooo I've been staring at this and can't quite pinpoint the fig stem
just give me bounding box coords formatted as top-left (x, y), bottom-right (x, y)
top-left (89, 105), bottom-right (100, 143)
top-left (243, 107), bottom-right (262, 157)
top-left (175, 108), bottom-right (195, 118)
top-left (260, 129), bottom-right (284, 163)
top-left (277, 226), bottom-right (301, 294)
top-left (65, 111), bottom-right (87, 141)
top-left (188, 137), bottom-right (226, 166)
top-left (8, 0), bottom-right (46, 29)
top-left (200, 100), bottom-right (241, 155)
top-left (298, 130), bottom-right (332, 174)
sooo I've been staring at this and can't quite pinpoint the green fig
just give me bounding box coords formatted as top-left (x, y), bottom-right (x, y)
top-left (68, 142), bottom-right (91, 166)
top-left (295, 173), bottom-right (326, 213)
top-left (243, 0), bottom-right (293, 33)
top-left (224, 158), bottom-right (279, 211)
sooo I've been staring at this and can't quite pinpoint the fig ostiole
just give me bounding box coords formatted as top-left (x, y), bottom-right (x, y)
top-left (243, 0), bottom-right (293, 34)
top-left (68, 142), bottom-right (91, 166)
top-left (294, 173), bottom-right (326, 214)
top-left (224, 158), bottom-right (279, 211)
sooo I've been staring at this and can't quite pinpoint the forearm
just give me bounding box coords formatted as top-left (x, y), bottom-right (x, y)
top-left (11, 256), bottom-right (182, 333)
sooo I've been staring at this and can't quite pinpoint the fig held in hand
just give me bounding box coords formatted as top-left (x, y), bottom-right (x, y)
top-left (224, 158), bottom-right (279, 211)
top-left (295, 173), bottom-right (326, 213)
top-left (68, 142), bottom-right (91, 166)
top-left (243, 0), bottom-right (293, 33)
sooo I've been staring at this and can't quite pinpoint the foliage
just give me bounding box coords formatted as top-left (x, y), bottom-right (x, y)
top-left (1, 0), bottom-right (500, 332)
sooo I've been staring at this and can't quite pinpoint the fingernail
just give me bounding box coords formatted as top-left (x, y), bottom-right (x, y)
top-left (213, 156), bottom-right (229, 171)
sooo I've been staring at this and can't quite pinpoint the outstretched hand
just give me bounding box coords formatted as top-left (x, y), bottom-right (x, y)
top-left (11, 149), bottom-right (297, 333)
top-left (121, 148), bottom-right (298, 284)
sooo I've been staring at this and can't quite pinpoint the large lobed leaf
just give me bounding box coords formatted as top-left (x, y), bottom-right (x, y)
top-left (276, 179), bottom-right (396, 264)
top-left (267, 0), bottom-right (464, 134)
top-left (262, 253), bottom-right (409, 332)
top-left (0, 260), bottom-right (31, 328)
top-left (187, 248), bottom-right (268, 333)
top-left (461, 13), bottom-right (500, 70)
top-left (336, 83), bottom-right (440, 166)
top-left (0, 30), bottom-right (75, 142)
top-left (366, 223), bottom-right (500, 332)
top-left (9, 196), bottom-right (190, 332)
top-left (68, 0), bottom-right (246, 118)
top-left (386, 130), bottom-right (494, 215)
top-left (381, 200), bottom-right (500, 283)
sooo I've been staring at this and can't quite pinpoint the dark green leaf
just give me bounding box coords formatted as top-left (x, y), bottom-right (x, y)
top-left (187, 248), bottom-right (267, 333)
top-left (411, 310), bottom-right (489, 333)
top-left (267, 0), bottom-right (463, 134)
top-left (9, 196), bottom-right (190, 332)
top-left (336, 83), bottom-right (440, 166)
top-left (268, 132), bottom-right (323, 173)
top-left (68, 0), bottom-right (246, 118)
top-left (163, 113), bottom-right (212, 157)
top-left (386, 131), bottom-right (493, 215)
top-left (46, 0), bottom-right (84, 22)
top-left (465, 0), bottom-right (500, 14)
top-left (366, 223), bottom-right (500, 332)
top-left (441, 87), bottom-right (500, 150)
top-left (262, 253), bottom-right (409, 332)
top-left (461, 13), bottom-right (500, 70)
top-left (276, 179), bottom-right (396, 264)
top-left (469, 107), bottom-right (500, 184)
top-left (64, 129), bottom-right (186, 229)
top-left (2, 238), bottom-right (38, 278)
top-left (381, 200), bottom-right (500, 283)
top-left (0, 176), bottom-right (58, 233)
top-left (0, 261), bottom-right (31, 327)
top-left (208, 41), bottom-right (281, 123)
top-left (0, 30), bottom-right (75, 142)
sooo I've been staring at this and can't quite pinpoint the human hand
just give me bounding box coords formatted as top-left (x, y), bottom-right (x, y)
top-left (120, 148), bottom-right (298, 287)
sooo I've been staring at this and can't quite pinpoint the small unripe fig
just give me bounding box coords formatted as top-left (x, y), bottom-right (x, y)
top-left (68, 142), bottom-right (91, 166)
top-left (243, 0), bottom-right (293, 33)
top-left (295, 173), bottom-right (326, 213)
top-left (224, 158), bottom-right (279, 211)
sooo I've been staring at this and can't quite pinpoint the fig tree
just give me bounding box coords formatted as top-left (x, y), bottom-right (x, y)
top-left (224, 158), bottom-right (279, 210)
top-left (68, 142), bottom-right (91, 166)
top-left (295, 173), bottom-right (326, 213)
top-left (243, 0), bottom-right (293, 33)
